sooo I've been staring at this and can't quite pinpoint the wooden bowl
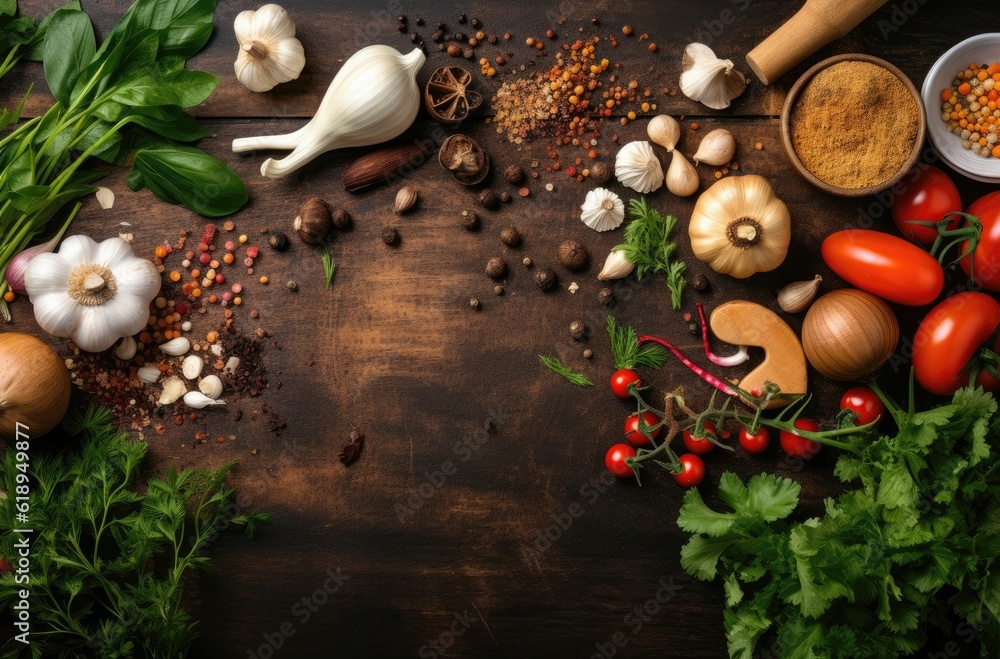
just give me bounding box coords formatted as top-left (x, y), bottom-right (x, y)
top-left (780, 54), bottom-right (926, 197)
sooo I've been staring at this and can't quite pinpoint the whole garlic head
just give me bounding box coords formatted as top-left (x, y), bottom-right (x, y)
top-left (680, 43), bottom-right (747, 110)
top-left (615, 141), bottom-right (664, 194)
top-left (234, 4), bottom-right (306, 93)
top-left (580, 188), bottom-right (625, 232)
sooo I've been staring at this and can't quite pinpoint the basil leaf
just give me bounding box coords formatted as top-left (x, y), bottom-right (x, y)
top-left (126, 144), bottom-right (247, 217)
top-left (111, 67), bottom-right (217, 108)
top-left (42, 8), bottom-right (94, 106)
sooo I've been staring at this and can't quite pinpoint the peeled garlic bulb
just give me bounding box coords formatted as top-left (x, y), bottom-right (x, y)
top-left (693, 129), bottom-right (736, 166)
top-left (182, 355), bottom-right (204, 380)
top-left (615, 141), bottom-right (663, 194)
top-left (234, 4), bottom-right (306, 93)
top-left (666, 151), bottom-right (699, 197)
top-left (598, 250), bottom-right (636, 281)
top-left (580, 188), bottom-right (625, 232)
top-left (647, 115), bottom-right (680, 152)
top-left (114, 336), bottom-right (137, 361)
top-left (199, 375), bottom-right (224, 400)
top-left (778, 275), bottom-right (822, 313)
top-left (680, 43), bottom-right (747, 110)
top-left (183, 392), bottom-right (226, 410)
top-left (137, 366), bottom-right (161, 384)
top-left (158, 377), bottom-right (187, 406)
top-left (159, 337), bottom-right (191, 356)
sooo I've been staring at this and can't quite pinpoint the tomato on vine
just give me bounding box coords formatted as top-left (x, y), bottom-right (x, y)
top-left (780, 419), bottom-right (822, 459)
top-left (610, 368), bottom-right (641, 399)
top-left (624, 411), bottom-right (661, 446)
top-left (605, 443), bottom-right (637, 479)
top-left (738, 427), bottom-right (770, 454)
top-left (890, 165), bottom-right (962, 245)
top-left (683, 421), bottom-right (718, 455)
top-left (673, 453), bottom-right (705, 488)
top-left (840, 386), bottom-right (885, 426)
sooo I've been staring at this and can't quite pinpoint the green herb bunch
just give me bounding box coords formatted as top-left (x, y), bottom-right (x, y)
top-left (0, 406), bottom-right (270, 658)
top-left (614, 197), bottom-right (686, 310)
top-left (677, 381), bottom-right (1000, 658)
top-left (0, 0), bottom-right (249, 319)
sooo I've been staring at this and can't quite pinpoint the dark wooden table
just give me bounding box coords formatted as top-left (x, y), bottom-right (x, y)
top-left (4, 1), bottom-right (993, 657)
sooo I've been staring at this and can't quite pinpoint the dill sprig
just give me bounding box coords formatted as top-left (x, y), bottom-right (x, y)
top-left (320, 243), bottom-right (336, 289)
top-left (614, 197), bottom-right (687, 310)
top-left (540, 355), bottom-right (594, 387)
top-left (607, 315), bottom-right (668, 370)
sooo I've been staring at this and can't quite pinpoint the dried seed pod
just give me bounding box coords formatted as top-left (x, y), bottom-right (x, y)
top-left (479, 189), bottom-right (499, 210)
top-left (331, 208), bottom-right (352, 230)
top-left (500, 226), bottom-right (521, 247)
top-left (691, 273), bottom-right (709, 292)
top-left (598, 287), bottom-right (615, 305)
top-left (460, 209), bottom-right (479, 230)
top-left (394, 186), bottom-right (419, 214)
top-left (425, 66), bottom-right (482, 124)
top-left (558, 240), bottom-right (589, 271)
top-left (504, 164), bottom-right (525, 183)
top-left (589, 161), bottom-right (610, 185)
top-left (382, 226), bottom-right (399, 245)
top-left (341, 140), bottom-right (435, 192)
top-left (294, 197), bottom-right (331, 245)
top-left (267, 230), bottom-right (289, 251)
top-left (438, 134), bottom-right (490, 185)
top-left (535, 268), bottom-right (558, 291)
top-left (485, 257), bottom-right (507, 279)
top-left (569, 320), bottom-right (586, 339)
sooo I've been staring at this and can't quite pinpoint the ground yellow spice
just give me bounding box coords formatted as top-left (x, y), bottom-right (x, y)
top-left (791, 61), bottom-right (918, 189)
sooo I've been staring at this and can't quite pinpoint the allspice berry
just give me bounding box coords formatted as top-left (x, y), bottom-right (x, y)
top-left (504, 164), bottom-right (524, 184)
top-left (461, 209), bottom-right (479, 230)
top-left (499, 226), bottom-right (521, 247)
top-left (294, 197), bottom-right (331, 245)
top-left (331, 208), bottom-right (352, 230)
top-left (447, 44), bottom-right (462, 57)
top-left (479, 189), bottom-right (499, 210)
top-left (598, 287), bottom-right (615, 306)
top-left (692, 273), bottom-right (709, 292)
top-left (569, 320), bottom-right (585, 340)
top-left (381, 226), bottom-right (399, 245)
top-left (534, 268), bottom-right (557, 291)
top-left (267, 230), bottom-right (289, 251)
top-left (485, 257), bottom-right (507, 279)
top-left (589, 162), bottom-right (610, 185)
top-left (557, 240), bottom-right (589, 271)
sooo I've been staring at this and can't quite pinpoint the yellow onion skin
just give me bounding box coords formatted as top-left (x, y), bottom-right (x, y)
top-left (0, 333), bottom-right (71, 440)
top-left (801, 289), bottom-right (899, 382)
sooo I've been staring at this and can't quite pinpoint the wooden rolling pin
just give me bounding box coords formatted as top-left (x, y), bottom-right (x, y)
top-left (745, 0), bottom-right (889, 85)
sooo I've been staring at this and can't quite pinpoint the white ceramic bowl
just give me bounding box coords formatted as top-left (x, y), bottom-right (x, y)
top-left (922, 33), bottom-right (1000, 183)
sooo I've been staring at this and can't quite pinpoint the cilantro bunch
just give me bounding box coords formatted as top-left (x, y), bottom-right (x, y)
top-left (677, 383), bottom-right (1000, 658)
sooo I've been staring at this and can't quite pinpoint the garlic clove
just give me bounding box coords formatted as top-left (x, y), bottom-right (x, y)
top-left (199, 375), bottom-right (224, 400)
top-left (692, 128), bottom-right (736, 166)
top-left (210, 344), bottom-right (225, 357)
top-left (647, 115), bottom-right (680, 152)
top-left (114, 336), bottom-right (137, 361)
top-left (777, 275), bottom-right (822, 313)
top-left (597, 250), bottom-right (636, 281)
top-left (159, 337), bottom-right (191, 356)
top-left (680, 43), bottom-right (747, 110)
top-left (183, 391), bottom-right (226, 410)
top-left (95, 187), bottom-right (115, 210)
top-left (666, 150), bottom-right (699, 197)
top-left (615, 141), bottom-right (664, 194)
top-left (158, 376), bottom-right (187, 406)
top-left (137, 365), bottom-right (161, 384)
top-left (224, 357), bottom-right (241, 374)
top-left (580, 188), bottom-right (625, 232)
top-left (393, 186), bottom-right (418, 214)
top-left (182, 355), bottom-right (204, 380)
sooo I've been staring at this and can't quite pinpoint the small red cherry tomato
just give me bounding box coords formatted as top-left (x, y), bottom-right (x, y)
top-left (624, 411), bottom-right (662, 446)
top-left (839, 386), bottom-right (885, 426)
top-left (780, 418), bottom-right (822, 460)
top-left (890, 165), bottom-right (962, 245)
top-left (610, 368), bottom-right (641, 399)
top-left (605, 443), bottom-right (637, 479)
top-left (683, 421), bottom-right (718, 455)
top-left (673, 453), bottom-right (706, 488)
top-left (738, 427), bottom-right (770, 454)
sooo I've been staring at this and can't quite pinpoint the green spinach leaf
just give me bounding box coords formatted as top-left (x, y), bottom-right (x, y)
top-left (22, 0), bottom-right (80, 60)
top-left (111, 66), bottom-right (217, 108)
top-left (41, 7), bottom-right (94, 106)
top-left (126, 143), bottom-right (247, 217)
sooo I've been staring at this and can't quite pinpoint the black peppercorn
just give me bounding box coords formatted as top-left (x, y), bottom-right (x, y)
top-left (458, 14), bottom-right (467, 23)
top-left (499, 226), bottom-right (520, 246)
top-left (331, 208), bottom-right (352, 230)
top-left (488, 34), bottom-right (497, 44)
top-left (535, 268), bottom-right (557, 291)
top-left (692, 273), bottom-right (709, 292)
top-left (453, 31), bottom-right (464, 41)
top-left (479, 189), bottom-right (499, 210)
top-left (462, 47), bottom-right (474, 59)
top-left (598, 287), bottom-right (615, 306)
top-left (381, 226), bottom-right (399, 245)
top-left (436, 21), bottom-right (446, 29)
top-left (500, 191), bottom-right (512, 203)
top-left (471, 18), bottom-right (480, 27)
top-left (397, 24), bottom-right (407, 33)
top-left (410, 32), bottom-right (420, 43)
top-left (267, 230), bottom-right (289, 251)
top-left (504, 164), bottom-right (524, 184)
top-left (460, 210), bottom-right (479, 230)
top-left (432, 30), bottom-right (443, 42)
top-left (557, 240), bottom-right (589, 271)
top-left (485, 257), bottom-right (507, 279)
top-left (415, 17), bottom-right (424, 26)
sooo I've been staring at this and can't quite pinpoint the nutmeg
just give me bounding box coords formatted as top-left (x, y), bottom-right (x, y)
top-left (294, 197), bottom-right (331, 245)
top-left (557, 240), bottom-right (589, 271)
top-left (589, 161), bottom-right (610, 185)
top-left (499, 226), bottom-right (521, 247)
top-left (534, 268), bottom-right (558, 291)
top-left (267, 230), bottom-right (289, 251)
top-left (504, 164), bottom-right (524, 184)
top-left (479, 189), bottom-right (499, 210)
top-left (331, 208), bottom-right (352, 230)
top-left (485, 257), bottom-right (507, 279)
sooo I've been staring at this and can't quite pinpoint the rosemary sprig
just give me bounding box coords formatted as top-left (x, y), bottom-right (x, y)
top-left (320, 244), bottom-right (335, 290)
top-left (607, 315), bottom-right (668, 370)
top-left (539, 355), bottom-right (594, 387)
top-left (614, 197), bottom-right (687, 310)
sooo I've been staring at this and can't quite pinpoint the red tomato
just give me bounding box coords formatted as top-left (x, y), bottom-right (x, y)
top-left (912, 292), bottom-right (1000, 395)
top-left (624, 411), bottom-right (662, 446)
top-left (605, 443), bottom-right (637, 479)
top-left (610, 368), bottom-right (641, 399)
top-left (683, 421), bottom-right (718, 455)
top-left (738, 427), bottom-right (770, 454)
top-left (839, 386), bottom-right (885, 426)
top-left (821, 230), bottom-right (944, 306)
top-left (780, 419), bottom-right (822, 460)
top-left (890, 165), bottom-right (962, 245)
top-left (673, 453), bottom-right (705, 488)
top-left (959, 191), bottom-right (1000, 291)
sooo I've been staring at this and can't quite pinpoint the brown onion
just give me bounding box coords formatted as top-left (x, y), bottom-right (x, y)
top-left (0, 333), bottom-right (71, 440)
top-left (801, 289), bottom-right (899, 382)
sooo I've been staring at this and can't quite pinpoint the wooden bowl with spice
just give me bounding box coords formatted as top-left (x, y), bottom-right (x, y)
top-left (780, 54), bottom-right (926, 197)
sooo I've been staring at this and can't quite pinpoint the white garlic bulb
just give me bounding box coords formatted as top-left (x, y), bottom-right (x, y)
top-left (680, 43), bottom-right (747, 110)
top-left (182, 355), bottom-right (204, 380)
top-left (183, 392), bottom-right (226, 410)
top-left (199, 375), bottom-right (224, 400)
top-left (615, 141), bottom-right (664, 194)
top-left (114, 336), bottom-right (137, 361)
top-left (580, 188), bottom-right (625, 232)
top-left (693, 129), bottom-right (736, 166)
top-left (159, 337), bottom-right (191, 356)
top-left (158, 377), bottom-right (187, 406)
top-left (234, 4), bottom-right (306, 93)
top-left (598, 250), bottom-right (636, 281)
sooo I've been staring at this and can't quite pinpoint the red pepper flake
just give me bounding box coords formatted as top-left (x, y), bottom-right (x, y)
top-left (246, 246), bottom-right (260, 258)
top-left (201, 223), bottom-right (216, 245)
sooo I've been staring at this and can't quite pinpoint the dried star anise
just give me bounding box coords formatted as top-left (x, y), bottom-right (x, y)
top-left (424, 65), bottom-right (482, 124)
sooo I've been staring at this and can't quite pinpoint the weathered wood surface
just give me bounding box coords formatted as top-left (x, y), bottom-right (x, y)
top-left (3, 1), bottom-right (994, 657)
